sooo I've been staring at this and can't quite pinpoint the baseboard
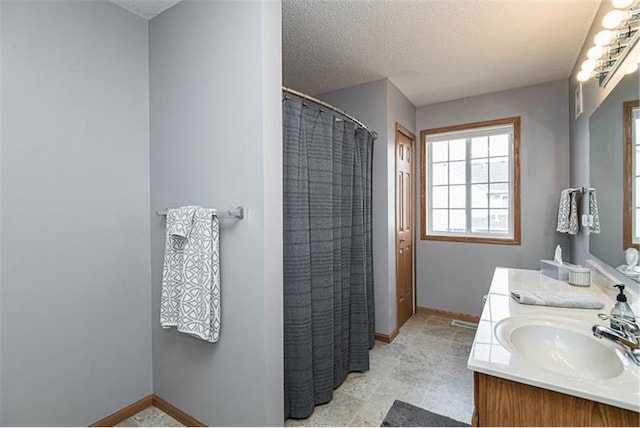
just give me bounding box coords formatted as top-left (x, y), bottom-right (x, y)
top-left (90, 394), bottom-right (205, 427)
top-left (90, 395), bottom-right (153, 427)
top-left (152, 395), bottom-right (206, 427)
top-left (416, 306), bottom-right (480, 323)
top-left (375, 327), bottom-right (399, 343)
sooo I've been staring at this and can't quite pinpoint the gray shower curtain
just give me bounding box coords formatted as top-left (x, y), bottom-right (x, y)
top-left (283, 94), bottom-right (375, 419)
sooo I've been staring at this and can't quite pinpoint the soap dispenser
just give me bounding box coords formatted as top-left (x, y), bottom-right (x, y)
top-left (610, 284), bottom-right (636, 332)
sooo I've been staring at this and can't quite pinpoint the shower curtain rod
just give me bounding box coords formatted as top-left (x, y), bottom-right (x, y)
top-left (282, 86), bottom-right (379, 141)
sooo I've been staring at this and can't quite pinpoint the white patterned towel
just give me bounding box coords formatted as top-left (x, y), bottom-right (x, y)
top-left (161, 206), bottom-right (221, 343)
top-left (589, 189), bottom-right (601, 234)
top-left (556, 189), bottom-right (578, 235)
top-left (161, 206), bottom-right (197, 327)
top-left (178, 207), bottom-right (221, 342)
top-left (167, 205), bottom-right (197, 238)
top-left (510, 290), bottom-right (604, 309)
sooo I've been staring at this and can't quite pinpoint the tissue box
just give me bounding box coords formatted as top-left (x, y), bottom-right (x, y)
top-left (540, 260), bottom-right (570, 281)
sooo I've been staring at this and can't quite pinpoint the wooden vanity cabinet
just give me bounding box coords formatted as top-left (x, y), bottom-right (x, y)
top-left (473, 372), bottom-right (640, 427)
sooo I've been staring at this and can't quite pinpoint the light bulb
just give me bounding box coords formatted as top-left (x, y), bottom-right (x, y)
top-left (577, 69), bottom-right (592, 82)
top-left (612, 0), bottom-right (634, 9)
top-left (582, 58), bottom-right (597, 73)
top-left (587, 45), bottom-right (604, 60)
top-left (594, 30), bottom-right (614, 46)
top-left (627, 62), bottom-right (639, 74)
top-left (602, 10), bottom-right (626, 29)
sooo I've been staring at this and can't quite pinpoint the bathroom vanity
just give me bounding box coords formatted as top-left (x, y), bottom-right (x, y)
top-left (468, 268), bottom-right (640, 426)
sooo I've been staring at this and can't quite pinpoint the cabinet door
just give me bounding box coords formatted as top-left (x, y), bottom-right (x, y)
top-left (474, 372), bottom-right (640, 426)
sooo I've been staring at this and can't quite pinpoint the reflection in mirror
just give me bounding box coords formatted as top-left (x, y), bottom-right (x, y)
top-left (589, 70), bottom-right (639, 277)
top-left (623, 99), bottom-right (640, 251)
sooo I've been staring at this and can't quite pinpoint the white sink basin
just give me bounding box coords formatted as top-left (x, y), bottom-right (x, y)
top-left (495, 315), bottom-right (625, 381)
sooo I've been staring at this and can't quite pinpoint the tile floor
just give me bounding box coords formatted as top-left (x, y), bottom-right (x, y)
top-left (285, 313), bottom-right (476, 427)
top-left (115, 406), bottom-right (184, 427)
top-left (115, 314), bottom-right (474, 427)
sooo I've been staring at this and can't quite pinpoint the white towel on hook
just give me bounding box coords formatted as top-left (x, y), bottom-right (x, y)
top-left (556, 189), bottom-right (579, 235)
top-left (161, 206), bottom-right (221, 343)
top-left (589, 189), bottom-right (601, 234)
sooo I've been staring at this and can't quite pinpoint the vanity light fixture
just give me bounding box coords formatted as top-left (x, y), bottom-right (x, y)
top-left (588, 42), bottom-right (628, 62)
top-left (577, 0), bottom-right (640, 85)
top-left (587, 45), bottom-right (604, 60)
top-left (602, 9), bottom-right (632, 29)
top-left (613, 0), bottom-right (635, 9)
top-left (577, 69), bottom-right (592, 82)
top-left (582, 58), bottom-right (597, 73)
top-left (594, 29), bottom-right (614, 47)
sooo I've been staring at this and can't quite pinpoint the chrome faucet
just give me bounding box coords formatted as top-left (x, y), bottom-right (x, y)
top-left (592, 313), bottom-right (640, 366)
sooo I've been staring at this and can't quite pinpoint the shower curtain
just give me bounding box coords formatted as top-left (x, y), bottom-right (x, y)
top-left (283, 94), bottom-right (375, 419)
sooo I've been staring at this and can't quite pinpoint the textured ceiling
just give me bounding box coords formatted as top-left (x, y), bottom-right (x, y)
top-left (283, 0), bottom-right (600, 106)
top-left (109, 0), bottom-right (182, 20)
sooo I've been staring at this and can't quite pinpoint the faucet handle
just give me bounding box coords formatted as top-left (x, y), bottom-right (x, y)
top-left (597, 313), bottom-right (639, 333)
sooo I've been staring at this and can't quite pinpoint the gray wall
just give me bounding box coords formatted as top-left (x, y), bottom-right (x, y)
top-left (589, 73), bottom-right (638, 267)
top-left (415, 80), bottom-right (570, 316)
top-left (1, 1), bottom-right (152, 425)
top-left (149, 1), bottom-right (283, 426)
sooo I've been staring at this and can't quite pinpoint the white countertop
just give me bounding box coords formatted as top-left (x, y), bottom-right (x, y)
top-left (467, 267), bottom-right (640, 413)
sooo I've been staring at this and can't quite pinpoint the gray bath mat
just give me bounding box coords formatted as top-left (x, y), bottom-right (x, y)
top-left (381, 400), bottom-right (470, 427)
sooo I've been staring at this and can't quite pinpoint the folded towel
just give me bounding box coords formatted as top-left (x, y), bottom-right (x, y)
top-left (589, 189), bottom-right (600, 234)
top-left (556, 189), bottom-right (579, 235)
top-left (167, 205), bottom-right (197, 238)
top-left (511, 290), bottom-right (604, 309)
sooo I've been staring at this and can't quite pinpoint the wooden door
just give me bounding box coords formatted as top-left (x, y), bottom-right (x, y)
top-left (396, 123), bottom-right (415, 329)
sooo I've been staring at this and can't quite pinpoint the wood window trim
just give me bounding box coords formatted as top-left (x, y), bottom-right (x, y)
top-left (623, 100), bottom-right (640, 250)
top-left (419, 116), bottom-right (521, 245)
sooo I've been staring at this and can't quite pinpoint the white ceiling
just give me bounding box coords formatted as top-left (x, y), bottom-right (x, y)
top-left (283, 0), bottom-right (601, 107)
top-left (110, 0), bottom-right (182, 20)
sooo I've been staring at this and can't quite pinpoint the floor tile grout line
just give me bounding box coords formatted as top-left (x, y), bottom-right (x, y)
top-left (345, 404), bottom-right (360, 427)
top-left (418, 369), bottom-right (439, 406)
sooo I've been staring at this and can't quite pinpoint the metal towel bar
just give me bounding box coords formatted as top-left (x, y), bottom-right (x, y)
top-left (568, 187), bottom-right (595, 194)
top-left (156, 206), bottom-right (244, 219)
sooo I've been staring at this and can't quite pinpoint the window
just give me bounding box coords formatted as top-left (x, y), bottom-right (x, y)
top-left (624, 100), bottom-right (640, 249)
top-left (420, 117), bottom-right (521, 244)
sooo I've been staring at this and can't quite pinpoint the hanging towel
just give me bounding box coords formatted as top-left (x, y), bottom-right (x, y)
top-left (177, 207), bottom-right (221, 342)
top-left (160, 206), bottom-right (221, 343)
top-left (161, 206), bottom-right (197, 328)
top-left (589, 189), bottom-right (601, 234)
top-left (510, 290), bottom-right (604, 309)
top-left (556, 189), bottom-right (579, 235)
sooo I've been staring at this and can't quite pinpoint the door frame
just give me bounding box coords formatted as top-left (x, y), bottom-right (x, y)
top-left (395, 122), bottom-right (417, 329)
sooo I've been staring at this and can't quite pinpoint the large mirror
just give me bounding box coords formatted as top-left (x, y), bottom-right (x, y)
top-left (589, 69), bottom-right (640, 277)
